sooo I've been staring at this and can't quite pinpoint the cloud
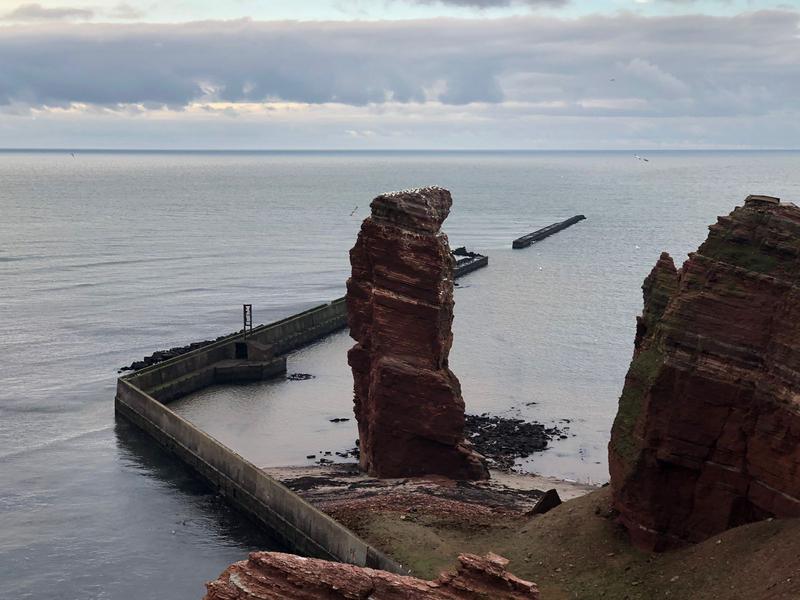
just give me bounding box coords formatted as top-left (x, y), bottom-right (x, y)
top-left (0, 10), bottom-right (797, 125)
top-left (621, 58), bottom-right (689, 96)
top-left (106, 3), bottom-right (144, 20)
top-left (410, 0), bottom-right (568, 7)
top-left (3, 3), bottom-right (94, 22)
top-left (5, 98), bottom-right (799, 150)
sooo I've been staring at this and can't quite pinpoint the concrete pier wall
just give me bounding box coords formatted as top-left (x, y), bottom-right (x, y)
top-left (115, 379), bottom-right (403, 572)
top-left (126, 298), bottom-right (347, 403)
top-left (116, 298), bottom-right (404, 573)
top-left (248, 297), bottom-right (347, 356)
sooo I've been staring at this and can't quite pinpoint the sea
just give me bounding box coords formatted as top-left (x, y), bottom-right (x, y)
top-left (1, 149), bottom-right (798, 599)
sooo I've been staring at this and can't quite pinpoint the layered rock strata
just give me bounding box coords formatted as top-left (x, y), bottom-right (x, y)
top-left (204, 551), bottom-right (539, 600)
top-left (346, 187), bottom-right (488, 479)
top-left (609, 195), bottom-right (800, 551)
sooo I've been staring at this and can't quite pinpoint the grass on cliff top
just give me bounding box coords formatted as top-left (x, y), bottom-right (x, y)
top-left (350, 487), bottom-right (800, 600)
top-left (701, 236), bottom-right (779, 275)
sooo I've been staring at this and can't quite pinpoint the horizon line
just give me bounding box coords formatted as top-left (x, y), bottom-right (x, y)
top-left (1, 147), bottom-right (799, 153)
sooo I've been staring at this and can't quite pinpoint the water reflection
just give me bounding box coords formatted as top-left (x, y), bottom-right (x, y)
top-left (114, 419), bottom-right (286, 549)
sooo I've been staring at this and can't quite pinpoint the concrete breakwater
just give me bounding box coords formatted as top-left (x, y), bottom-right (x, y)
top-left (512, 215), bottom-right (586, 249)
top-left (120, 299), bottom-right (349, 400)
top-left (116, 378), bottom-right (402, 571)
top-left (119, 299), bottom-right (349, 374)
top-left (115, 298), bottom-right (404, 572)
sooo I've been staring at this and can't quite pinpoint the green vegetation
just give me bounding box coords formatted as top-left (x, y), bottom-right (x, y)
top-left (609, 345), bottom-right (664, 463)
top-left (354, 488), bottom-right (800, 600)
top-left (701, 236), bottom-right (778, 275)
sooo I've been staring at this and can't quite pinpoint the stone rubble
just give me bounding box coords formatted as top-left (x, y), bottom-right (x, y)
top-left (204, 551), bottom-right (540, 599)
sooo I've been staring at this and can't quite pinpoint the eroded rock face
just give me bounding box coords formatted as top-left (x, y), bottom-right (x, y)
top-left (346, 187), bottom-right (488, 479)
top-left (609, 195), bottom-right (800, 551)
top-left (204, 551), bottom-right (539, 600)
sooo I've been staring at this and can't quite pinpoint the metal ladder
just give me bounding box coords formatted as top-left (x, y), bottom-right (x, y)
top-left (242, 304), bottom-right (253, 339)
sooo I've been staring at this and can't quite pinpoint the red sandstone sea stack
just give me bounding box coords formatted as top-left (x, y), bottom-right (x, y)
top-left (346, 187), bottom-right (488, 480)
top-left (204, 551), bottom-right (539, 600)
top-left (609, 194), bottom-right (800, 551)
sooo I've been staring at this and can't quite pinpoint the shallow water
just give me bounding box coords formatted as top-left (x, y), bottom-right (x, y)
top-left (2, 150), bottom-right (799, 597)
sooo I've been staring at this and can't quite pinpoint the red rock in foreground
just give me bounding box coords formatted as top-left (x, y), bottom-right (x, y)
top-left (609, 195), bottom-right (800, 551)
top-left (204, 551), bottom-right (539, 599)
top-left (346, 187), bottom-right (488, 479)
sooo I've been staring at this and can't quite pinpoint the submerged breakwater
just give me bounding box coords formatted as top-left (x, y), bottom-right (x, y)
top-left (512, 214), bottom-right (586, 249)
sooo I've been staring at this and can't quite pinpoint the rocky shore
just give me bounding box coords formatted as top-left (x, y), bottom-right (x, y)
top-left (266, 463), bottom-right (592, 518)
top-left (234, 464), bottom-right (800, 599)
top-left (304, 413), bottom-right (567, 471)
top-left (281, 483), bottom-right (800, 600)
top-left (464, 414), bottom-right (567, 471)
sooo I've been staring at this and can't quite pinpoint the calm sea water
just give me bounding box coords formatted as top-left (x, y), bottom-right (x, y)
top-left (2, 150), bottom-right (799, 598)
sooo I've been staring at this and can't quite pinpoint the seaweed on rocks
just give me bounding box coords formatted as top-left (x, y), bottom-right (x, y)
top-left (465, 414), bottom-right (564, 471)
top-left (287, 373), bottom-right (315, 381)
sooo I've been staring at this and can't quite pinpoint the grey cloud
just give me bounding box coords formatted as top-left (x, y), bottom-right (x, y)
top-left (0, 10), bottom-right (798, 119)
top-left (3, 3), bottom-right (94, 21)
top-left (621, 58), bottom-right (689, 96)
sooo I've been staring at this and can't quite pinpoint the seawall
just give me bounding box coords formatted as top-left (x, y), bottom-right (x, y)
top-left (116, 298), bottom-right (404, 573)
top-left (115, 379), bottom-right (401, 571)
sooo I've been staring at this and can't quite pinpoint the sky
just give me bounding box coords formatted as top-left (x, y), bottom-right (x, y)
top-left (0, 0), bottom-right (798, 149)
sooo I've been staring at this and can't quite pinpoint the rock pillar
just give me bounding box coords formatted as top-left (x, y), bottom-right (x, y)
top-left (346, 187), bottom-right (488, 480)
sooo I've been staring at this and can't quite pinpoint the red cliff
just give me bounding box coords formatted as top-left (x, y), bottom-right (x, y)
top-left (609, 195), bottom-right (800, 551)
top-left (204, 551), bottom-right (539, 600)
top-left (346, 187), bottom-right (488, 479)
